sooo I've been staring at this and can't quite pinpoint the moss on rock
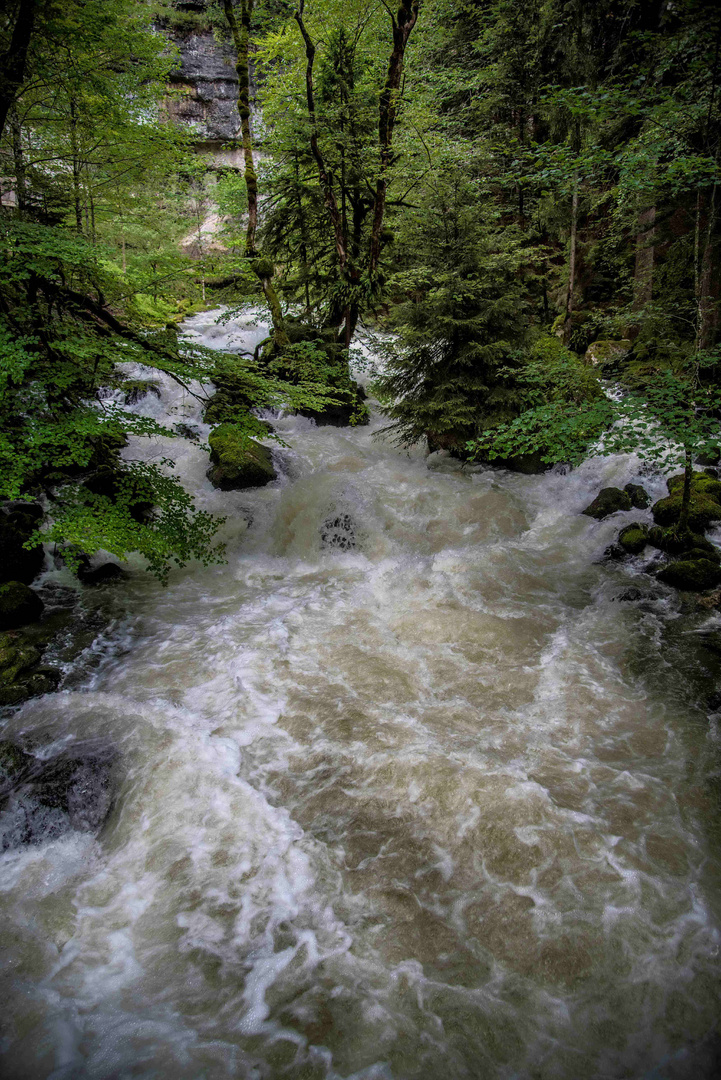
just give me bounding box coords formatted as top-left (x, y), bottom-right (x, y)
top-left (656, 559), bottom-right (721, 592)
top-left (666, 471), bottom-right (721, 502)
top-left (584, 339), bottom-right (632, 370)
top-left (618, 523), bottom-right (648, 554)
top-left (207, 425), bottom-right (276, 490)
top-left (647, 526), bottom-right (716, 555)
top-left (624, 483), bottom-right (650, 509)
top-left (582, 487), bottom-right (632, 520)
top-left (651, 491), bottom-right (721, 531)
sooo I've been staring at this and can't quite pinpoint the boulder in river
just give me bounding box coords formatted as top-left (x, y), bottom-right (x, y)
top-left (624, 483), bottom-right (651, 509)
top-left (0, 629), bottom-right (61, 706)
top-left (652, 492), bottom-right (721, 531)
top-left (582, 487), bottom-right (632, 519)
top-left (0, 582), bottom-right (44, 631)
top-left (207, 424), bottom-right (276, 490)
top-left (0, 740), bottom-right (115, 850)
top-left (618, 523), bottom-right (649, 555)
top-left (647, 526), bottom-right (717, 556)
top-left (656, 558), bottom-right (721, 592)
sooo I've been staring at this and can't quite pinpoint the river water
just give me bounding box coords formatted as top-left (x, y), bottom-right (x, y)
top-left (2, 309), bottom-right (721, 1079)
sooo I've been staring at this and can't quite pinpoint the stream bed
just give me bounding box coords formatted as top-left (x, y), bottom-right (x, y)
top-left (2, 309), bottom-right (721, 1079)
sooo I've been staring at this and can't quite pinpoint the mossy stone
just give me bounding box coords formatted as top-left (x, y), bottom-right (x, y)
top-left (651, 492), bottom-right (721, 531)
top-left (624, 483), bottom-right (650, 509)
top-left (584, 339), bottom-right (632, 370)
top-left (0, 741), bottom-right (33, 787)
top-left (0, 582), bottom-right (44, 630)
top-left (666, 472), bottom-right (721, 502)
top-left (618, 523), bottom-right (648, 555)
top-left (647, 526), bottom-right (715, 555)
top-left (656, 559), bottom-right (721, 591)
top-left (207, 425), bottom-right (276, 490)
top-left (582, 487), bottom-right (632, 520)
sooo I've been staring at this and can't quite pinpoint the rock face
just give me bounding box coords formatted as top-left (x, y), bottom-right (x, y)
top-left (0, 740), bottom-right (115, 850)
top-left (207, 425), bottom-right (276, 489)
top-left (582, 487), bottom-right (632, 520)
top-left (165, 9), bottom-right (241, 144)
top-left (0, 628), bottom-right (61, 706)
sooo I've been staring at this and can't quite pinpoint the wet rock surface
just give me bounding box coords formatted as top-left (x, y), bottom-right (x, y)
top-left (207, 425), bottom-right (276, 489)
top-left (582, 486), bottom-right (632, 519)
top-left (0, 739), bottom-right (116, 850)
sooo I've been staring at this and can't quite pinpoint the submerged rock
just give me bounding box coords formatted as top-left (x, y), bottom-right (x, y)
top-left (624, 483), bottom-right (651, 509)
top-left (0, 629), bottom-right (61, 706)
top-left (320, 512), bottom-right (357, 551)
top-left (582, 487), bottom-right (632, 519)
top-left (618, 523), bottom-right (649, 555)
top-left (207, 425), bottom-right (276, 490)
top-left (656, 559), bottom-right (721, 592)
top-left (77, 561), bottom-right (129, 586)
top-left (0, 741), bottom-right (115, 850)
top-left (0, 582), bottom-right (44, 631)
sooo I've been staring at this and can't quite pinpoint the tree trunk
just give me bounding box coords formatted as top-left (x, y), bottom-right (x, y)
top-left (368, 1), bottom-right (420, 277)
top-left (677, 447), bottom-right (693, 537)
top-left (563, 170), bottom-right (579, 341)
top-left (70, 99), bottom-right (83, 234)
top-left (697, 177), bottom-right (719, 352)
top-left (0, 0), bottom-right (38, 141)
top-left (223, 0), bottom-right (288, 348)
top-left (10, 106), bottom-right (27, 214)
top-left (294, 2), bottom-right (348, 271)
top-left (633, 205), bottom-right (656, 310)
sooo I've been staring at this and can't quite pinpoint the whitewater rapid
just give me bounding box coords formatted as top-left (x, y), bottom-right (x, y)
top-left (1, 309), bottom-right (721, 1079)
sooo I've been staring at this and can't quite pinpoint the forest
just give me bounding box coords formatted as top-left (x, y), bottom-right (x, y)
top-left (2, 1), bottom-right (721, 1078)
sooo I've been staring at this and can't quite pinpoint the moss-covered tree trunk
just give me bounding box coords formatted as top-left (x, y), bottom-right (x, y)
top-left (223, 0), bottom-right (288, 348)
top-left (677, 447), bottom-right (694, 537)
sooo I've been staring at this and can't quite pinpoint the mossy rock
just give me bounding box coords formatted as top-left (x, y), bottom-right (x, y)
top-left (618, 523), bottom-right (648, 555)
top-left (647, 526), bottom-right (717, 556)
top-left (0, 582), bottom-right (44, 630)
top-left (207, 425), bottom-right (276, 490)
top-left (0, 741), bottom-right (33, 789)
top-left (685, 546), bottom-right (721, 564)
top-left (666, 471), bottom-right (721, 501)
top-left (651, 492), bottom-right (721, 531)
top-left (0, 503), bottom-right (45, 585)
top-left (656, 559), bottom-right (721, 592)
top-left (584, 339), bottom-right (632, 370)
top-left (0, 634), bottom-right (41, 684)
top-left (624, 483), bottom-right (650, 510)
top-left (582, 487), bottom-right (632, 520)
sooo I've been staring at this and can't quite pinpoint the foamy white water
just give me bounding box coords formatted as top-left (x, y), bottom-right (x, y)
top-left (2, 309), bottom-right (721, 1080)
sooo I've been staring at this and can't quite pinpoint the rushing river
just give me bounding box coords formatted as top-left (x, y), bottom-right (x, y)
top-left (2, 309), bottom-right (721, 1079)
